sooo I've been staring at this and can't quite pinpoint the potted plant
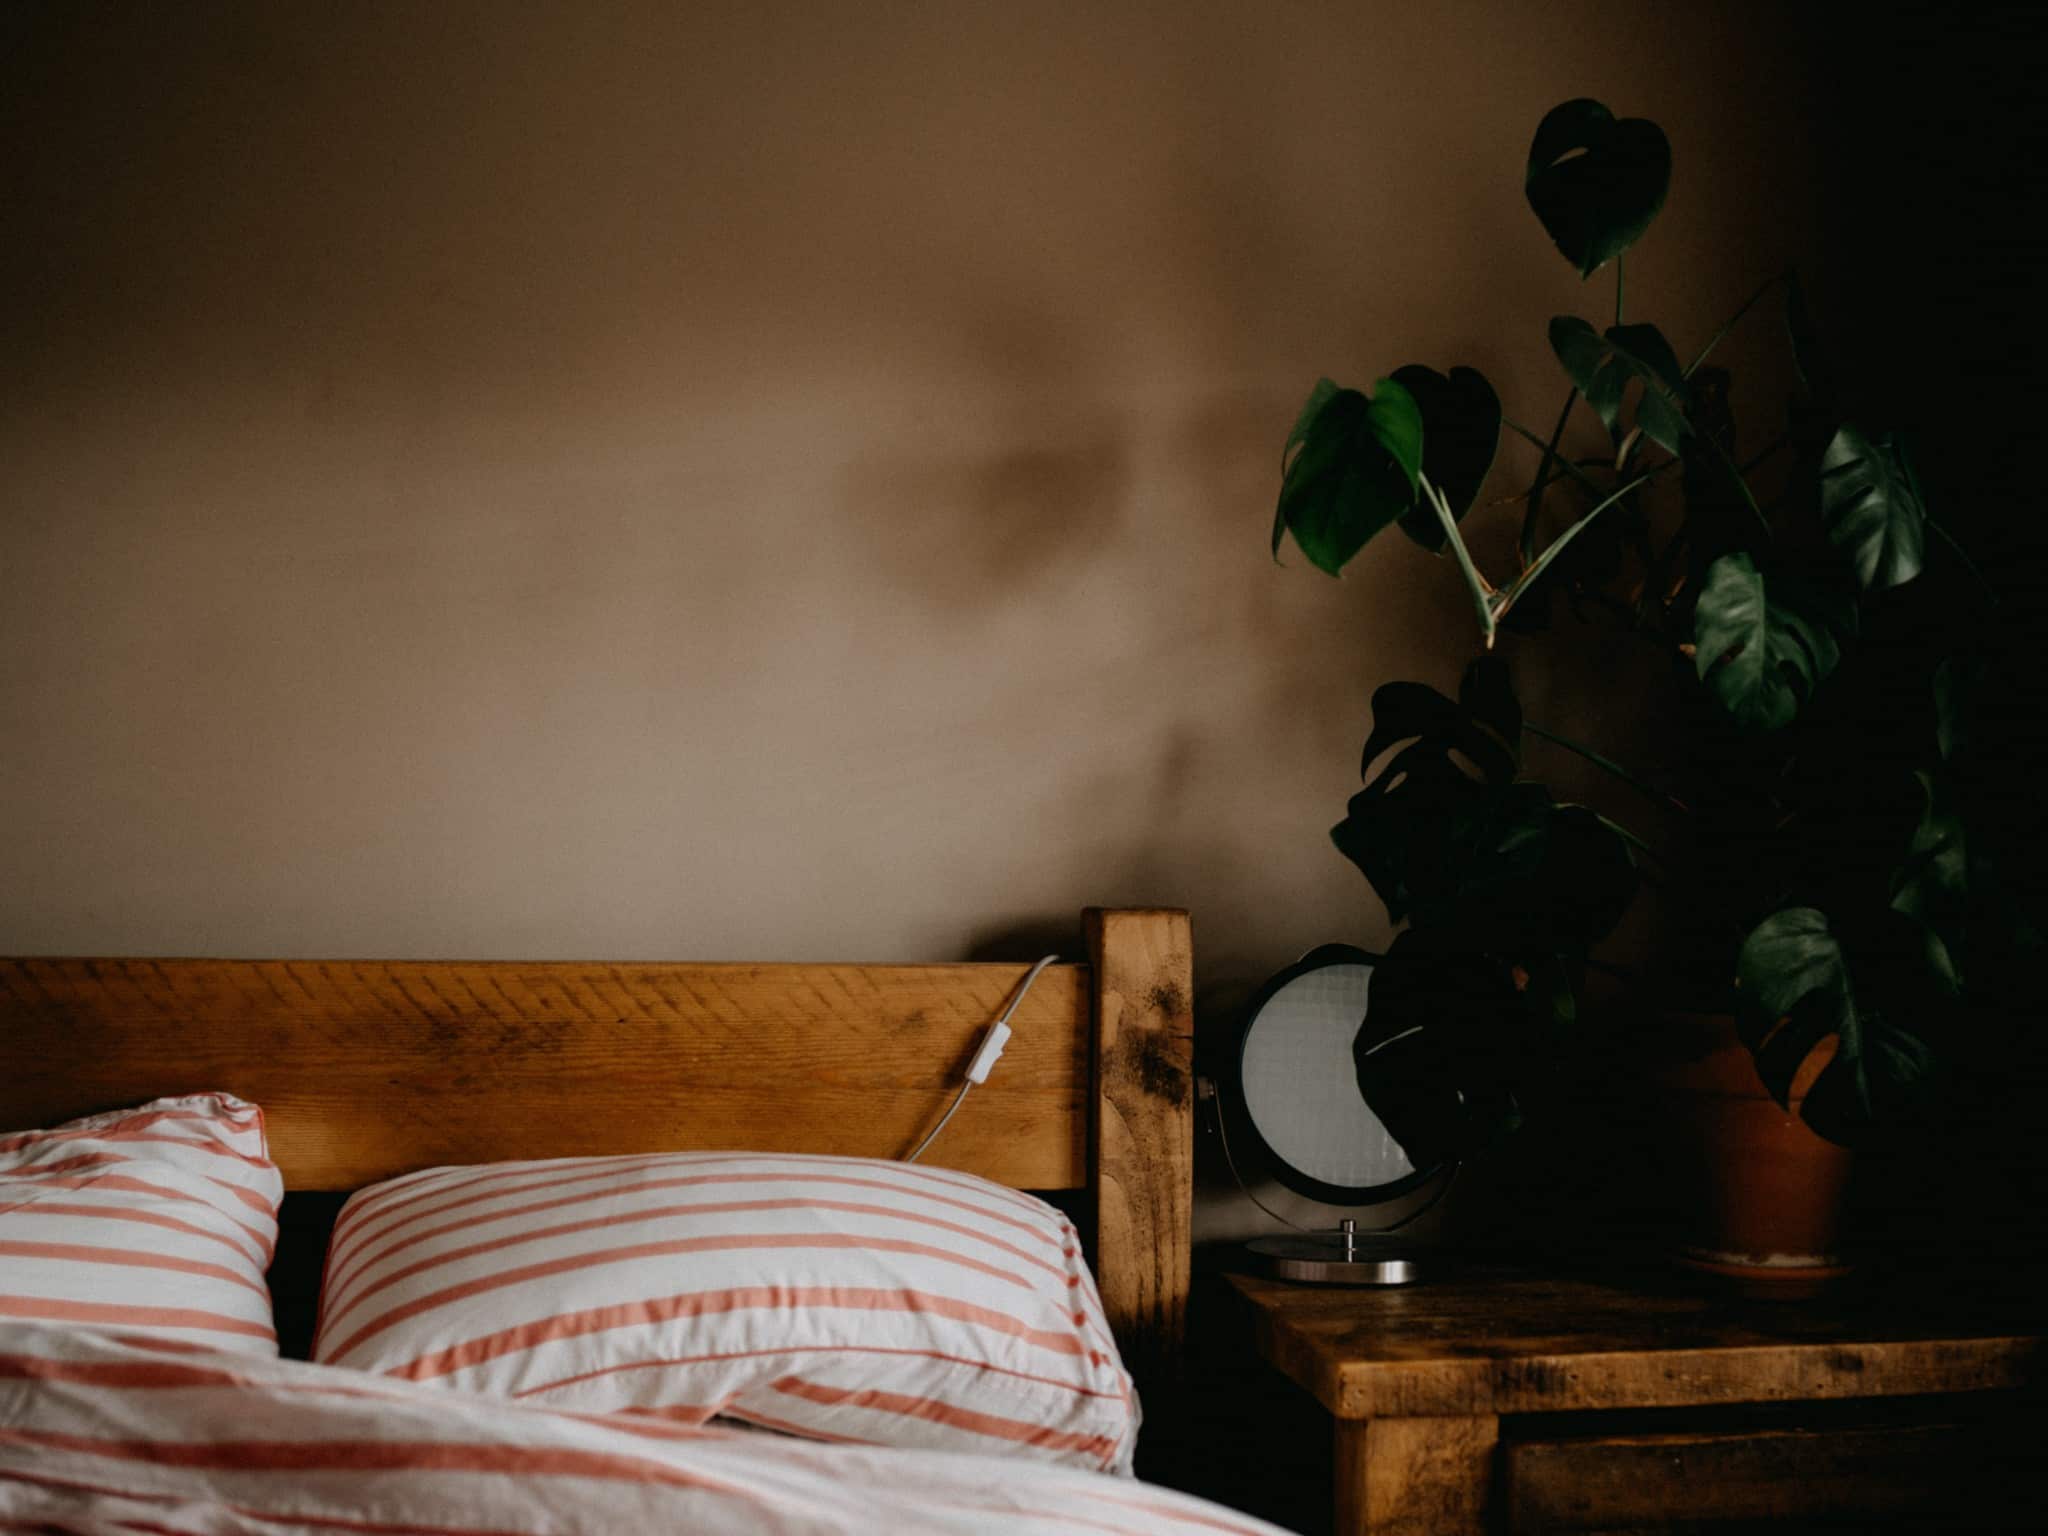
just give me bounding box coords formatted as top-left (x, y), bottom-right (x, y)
top-left (1269, 98), bottom-right (2029, 1285)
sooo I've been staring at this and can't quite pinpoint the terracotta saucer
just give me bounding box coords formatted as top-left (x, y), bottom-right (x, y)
top-left (1676, 1251), bottom-right (1852, 1300)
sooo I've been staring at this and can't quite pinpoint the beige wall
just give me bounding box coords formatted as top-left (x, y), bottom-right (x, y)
top-left (1, 1), bottom-right (1815, 991)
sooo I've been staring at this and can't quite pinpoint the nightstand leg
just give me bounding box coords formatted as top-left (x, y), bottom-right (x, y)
top-left (1333, 1414), bottom-right (1499, 1536)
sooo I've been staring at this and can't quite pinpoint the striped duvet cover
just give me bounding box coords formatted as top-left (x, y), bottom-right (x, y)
top-left (313, 1151), bottom-right (1137, 1471)
top-left (0, 1323), bottom-right (1286, 1535)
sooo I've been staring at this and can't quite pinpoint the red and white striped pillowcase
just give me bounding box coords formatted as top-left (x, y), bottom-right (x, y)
top-left (312, 1150), bottom-right (1139, 1472)
top-left (0, 1322), bottom-right (1286, 1536)
top-left (0, 1093), bottom-right (282, 1354)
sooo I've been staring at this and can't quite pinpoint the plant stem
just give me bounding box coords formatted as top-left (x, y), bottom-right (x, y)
top-left (1893, 448), bottom-right (1996, 606)
top-left (1738, 436), bottom-right (1787, 475)
top-left (1701, 431), bottom-right (1773, 536)
top-left (1684, 270), bottom-right (1786, 378)
top-left (1526, 720), bottom-right (1691, 815)
top-left (1595, 811), bottom-right (1662, 864)
top-left (1509, 393), bottom-right (1585, 568)
top-left (1502, 414), bottom-right (1605, 496)
top-left (1489, 453), bottom-right (1616, 508)
top-left (1423, 474), bottom-right (1499, 648)
top-left (1491, 459), bottom-right (1681, 623)
top-left (1614, 253), bottom-right (1625, 327)
top-left (1926, 516), bottom-right (1999, 606)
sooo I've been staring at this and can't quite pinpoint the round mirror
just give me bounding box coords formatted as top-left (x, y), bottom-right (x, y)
top-left (1230, 945), bottom-right (1444, 1207)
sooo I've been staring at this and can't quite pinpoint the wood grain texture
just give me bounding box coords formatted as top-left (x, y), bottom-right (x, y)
top-left (1085, 907), bottom-right (1194, 1374)
top-left (0, 956), bottom-right (1090, 1190)
top-left (1336, 1415), bottom-right (1496, 1536)
top-left (1503, 1418), bottom-right (2031, 1533)
top-left (1228, 1266), bottom-right (2048, 1420)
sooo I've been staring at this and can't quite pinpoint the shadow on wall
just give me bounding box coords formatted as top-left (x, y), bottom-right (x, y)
top-left (961, 727), bottom-right (1226, 959)
top-left (965, 918), bottom-right (1079, 967)
top-left (839, 430), bottom-right (1130, 614)
top-left (962, 720), bottom-right (1278, 986)
top-left (826, 366), bottom-right (1409, 985)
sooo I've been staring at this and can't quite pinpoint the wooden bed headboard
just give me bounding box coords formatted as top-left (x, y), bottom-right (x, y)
top-left (0, 907), bottom-right (1193, 1369)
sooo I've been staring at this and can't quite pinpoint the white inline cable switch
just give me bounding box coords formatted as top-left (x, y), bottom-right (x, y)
top-left (965, 1021), bottom-right (1012, 1084)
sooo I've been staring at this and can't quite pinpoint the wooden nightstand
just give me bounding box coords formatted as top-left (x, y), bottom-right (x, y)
top-left (1226, 1261), bottom-right (2046, 1535)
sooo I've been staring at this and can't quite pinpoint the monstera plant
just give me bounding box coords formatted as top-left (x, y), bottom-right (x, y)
top-left (1274, 98), bottom-right (2022, 1163)
top-left (1329, 653), bottom-right (1640, 1168)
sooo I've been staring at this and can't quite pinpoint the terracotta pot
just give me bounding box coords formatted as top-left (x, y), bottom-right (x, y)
top-left (1653, 1012), bottom-right (1855, 1298)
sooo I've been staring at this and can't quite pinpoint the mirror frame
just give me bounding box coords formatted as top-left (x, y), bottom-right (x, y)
top-left (1223, 944), bottom-right (1450, 1208)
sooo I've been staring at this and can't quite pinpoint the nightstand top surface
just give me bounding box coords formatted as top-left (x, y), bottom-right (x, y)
top-left (1226, 1261), bottom-right (2048, 1420)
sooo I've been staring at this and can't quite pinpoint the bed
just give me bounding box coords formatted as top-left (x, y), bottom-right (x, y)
top-left (0, 907), bottom-right (1271, 1533)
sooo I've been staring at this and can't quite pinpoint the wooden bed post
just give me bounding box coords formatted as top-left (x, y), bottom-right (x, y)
top-left (1084, 907), bottom-right (1194, 1378)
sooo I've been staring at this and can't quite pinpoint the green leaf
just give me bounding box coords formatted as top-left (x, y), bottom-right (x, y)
top-left (1525, 98), bottom-right (1672, 277)
top-left (1273, 377), bottom-right (1341, 557)
top-left (1331, 759), bottom-right (1480, 929)
top-left (1368, 378), bottom-right (1425, 489)
top-left (1449, 793), bottom-right (1638, 956)
top-left (1351, 929), bottom-right (1531, 1168)
top-left (1338, 677), bottom-right (1520, 929)
top-left (1890, 771), bottom-right (1967, 935)
top-left (1333, 776), bottom-right (1634, 954)
top-left (1799, 1016), bottom-right (1934, 1144)
top-left (1532, 804), bottom-right (1640, 952)
top-left (1548, 317), bottom-right (1690, 454)
top-left (1358, 679), bottom-right (1516, 787)
top-left (1735, 907), bottom-right (1859, 1110)
top-left (1388, 365), bottom-right (1501, 551)
top-left (1735, 908), bottom-right (1940, 1142)
top-left (1693, 553), bottom-right (1855, 730)
top-left (1273, 377), bottom-right (1425, 575)
top-left (1282, 378), bottom-right (1340, 472)
top-left (1820, 425), bottom-right (1926, 592)
top-left (1913, 924), bottom-right (1964, 1000)
top-left (1334, 663), bottom-right (1634, 955)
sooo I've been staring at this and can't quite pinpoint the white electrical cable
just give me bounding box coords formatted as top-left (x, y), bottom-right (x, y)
top-left (902, 953), bottom-right (1059, 1163)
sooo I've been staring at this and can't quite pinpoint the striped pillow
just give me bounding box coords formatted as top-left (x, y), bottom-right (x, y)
top-left (0, 1093), bottom-right (281, 1353)
top-left (312, 1151), bottom-right (1138, 1471)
